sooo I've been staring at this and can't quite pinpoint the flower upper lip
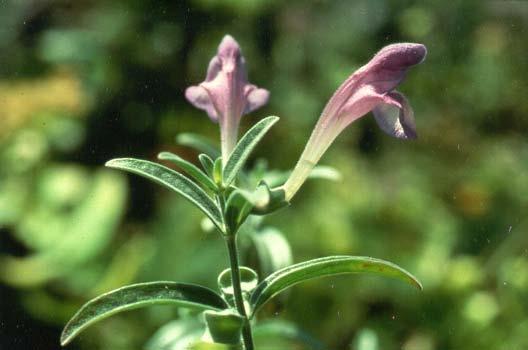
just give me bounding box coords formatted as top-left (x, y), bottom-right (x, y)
top-left (326, 43), bottom-right (427, 123)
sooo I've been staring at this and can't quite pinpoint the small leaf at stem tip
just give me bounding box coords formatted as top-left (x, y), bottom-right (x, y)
top-left (250, 182), bottom-right (289, 215)
top-left (60, 281), bottom-right (228, 346)
top-left (199, 153), bottom-right (216, 177)
top-left (176, 133), bottom-right (221, 159)
top-left (224, 190), bottom-right (254, 233)
top-left (105, 158), bottom-right (224, 230)
top-left (158, 151), bottom-right (218, 192)
top-left (213, 157), bottom-right (223, 187)
top-left (262, 165), bottom-right (342, 188)
top-left (307, 165), bottom-right (342, 182)
top-left (250, 256), bottom-right (422, 317)
top-left (223, 116), bottom-right (279, 186)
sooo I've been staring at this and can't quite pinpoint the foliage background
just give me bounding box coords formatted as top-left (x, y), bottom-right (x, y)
top-left (1, 0), bottom-right (527, 349)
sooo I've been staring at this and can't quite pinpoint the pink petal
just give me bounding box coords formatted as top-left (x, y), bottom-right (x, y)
top-left (217, 35), bottom-right (242, 66)
top-left (360, 43), bottom-right (427, 93)
top-left (185, 85), bottom-right (219, 121)
top-left (372, 91), bottom-right (417, 139)
top-left (369, 43), bottom-right (427, 71)
top-left (205, 56), bottom-right (222, 82)
top-left (244, 85), bottom-right (270, 114)
top-left (338, 85), bottom-right (401, 125)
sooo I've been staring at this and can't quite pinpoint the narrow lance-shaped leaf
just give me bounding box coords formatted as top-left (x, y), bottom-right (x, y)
top-left (199, 153), bottom-right (216, 177)
top-left (61, 281), bottom-right (228, 346)
top-left (254, 320), bottom-right (324, 350)
top-left (306, 165), bottom-right (342, 182)
top-left (223, 116), bottom-right (279, 186)
top-left (158, 152), bottom-right (218, 192)
top-left (213, 157), bottom-right (223, 186)
top-left (176, 133), bottom-right (221, 159)
top-left (106, 158), bottom-right (223, 230)
top-left (249, 228), bottom-right (293, 277)
top-left (262, 165), bottom-right (342, 188)
top-left (250, 256), bottom-right (422, 316)
top-left (146, 318), bottom-right (204, 350)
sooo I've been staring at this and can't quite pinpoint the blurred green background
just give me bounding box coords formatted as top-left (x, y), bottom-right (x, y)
top-left (1, 0), bottom-right (527, 349)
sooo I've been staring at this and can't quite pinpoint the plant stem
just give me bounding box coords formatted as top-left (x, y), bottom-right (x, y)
top-left (225, 235), bottom-right (254, 350)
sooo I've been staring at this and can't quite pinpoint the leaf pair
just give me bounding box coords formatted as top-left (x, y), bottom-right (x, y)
top-left (106, 116), bottom-right (280, 235)
top-left (60, 255), bottom-right (421, 346)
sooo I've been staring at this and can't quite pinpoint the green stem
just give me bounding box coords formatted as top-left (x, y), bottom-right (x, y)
top-left (225, 235), bottom-right (254, 350)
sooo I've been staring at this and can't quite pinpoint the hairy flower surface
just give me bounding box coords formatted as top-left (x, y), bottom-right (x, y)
top-left (185, 35), bottom-right (270, 161)
top-left (283, 43), bottom-right (427, 200)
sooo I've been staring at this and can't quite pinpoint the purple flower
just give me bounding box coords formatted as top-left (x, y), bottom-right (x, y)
top-left (282, 43), bottom-right (427, 200)
top-left (185, 35), bottom-right (270, 160)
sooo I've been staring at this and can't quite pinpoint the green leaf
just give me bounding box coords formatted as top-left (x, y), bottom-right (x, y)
top-left (61, 281), bottom-right (228, 346)
top-left (0, 170), bottom-right (126, 287)
top-left (307, 165), bottom-right (342, 182)
top-left (188, 341), bottom-right (242, 350)
top-left (158, 151), bottom-right (217, 192)
top-left (250, 256), bottom-right (422, 316)
top-left (353, 328), bottom-right (379, 350)
top-left (224, 190), bottom-right (254, 233)
top-left (146, 318), bottom-right (203, 350)
top-left (106, 158), bottom-right (223, 230)
top-left (176, 133), bottom-right (221, 159)
top-left (249, 228), bottom-right (293, 277)
top-left (223, 116), bottom-right (279, 186)
top-left (262, 165), bottom-right (342, 188)
top-left (213, 157), bottom-right (223, 186)
top-left (199, 154), bottom-right (216, 177)
top-left (254, 320), bottom-right (324, 350)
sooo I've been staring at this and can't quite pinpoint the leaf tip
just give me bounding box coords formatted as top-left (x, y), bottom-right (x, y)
top-left (404, 271), bottom-right (423, 291)
top-left (414, 278), bottom-right (424, 291)
top-left (59, 330), bottom-right (71, 347)
top-left (104, 159), bottom-right (120, 168)
top-left (157, 152), bottom-right (169, 160)
top-left (268, 115), bottom-right (280, 124)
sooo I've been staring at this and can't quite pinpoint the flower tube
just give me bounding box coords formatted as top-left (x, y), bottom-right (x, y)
top-left (185, 35), bottom-right (270, 161)
top-left (282, 43), bottom-right (427, 201)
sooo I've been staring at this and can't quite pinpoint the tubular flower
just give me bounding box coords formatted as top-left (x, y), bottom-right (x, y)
top-left (282, 43), bottom-right (427, 201)
top-left (185, 35), bottom-right (270, 161)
